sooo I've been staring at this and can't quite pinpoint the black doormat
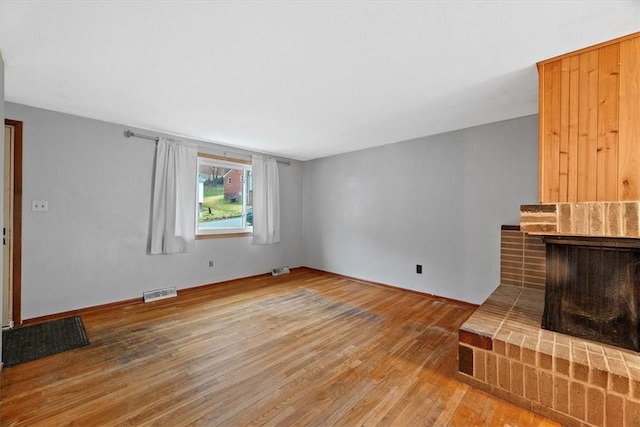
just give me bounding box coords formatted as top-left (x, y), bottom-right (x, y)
top-left (2, 315), bottom-right (90, 367)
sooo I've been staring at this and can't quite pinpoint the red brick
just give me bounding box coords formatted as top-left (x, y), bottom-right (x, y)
top-left (474, 349), bottom-right (486, 382)
top-left (572, 361), bottom-right (589, 382)
top-left (521, 204), bottom-right (557, 213)
top-left (458, 330), bottom-right (493, 350)
top-left (498, 356), bottom-right (510, 391)
top-left (626, 399), bottom-right (640, 427)
top-left (524, 365), bottom-right (539, 402)
top-left (507, 343), bottom-right (521, 361)
top-left (511, 361), bottom-right (524, 397)
top-left (554, 344), bottom-right (570, 376)
top-left (605, 394), bottom-right (624, 427)
top-left (610, 373), bottom-right (629, 395)
top-left (540, 371), bottom-right (554, 408)
top-left (586, 387), bottom-right (604, 426)
top-left (590, 202), bottom-right (604, 235)
top-left (591, 368), bottom-right (609, 390)
top-left (521, 223), bottom-right (558, 234)
top-left (554, 376), bottom-right (569, 414)
top-left (558, 203), bottom-right (573, 234)
top-left (569, 381), bottom-right (586, 421)
top-left (633, 378), bottom-right (640, 400)
top-left (487, 353), bottom-right (497, 386)
top-left (574, 203), bottom-right (590, 235)
top-left (458, 345), bottom-right (473, 376)
top-left (539, 352), bottom-right (553, 371)
top-left (555, 357), bottom-right (570, 376)
top-left (623, 202), bottom-right (640, 237)
top-left (522, 346), bottom-right (536, 366)
top-left (605, 202), bottom-right (621, 236)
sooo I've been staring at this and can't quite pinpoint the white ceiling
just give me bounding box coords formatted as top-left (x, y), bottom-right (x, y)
top-left (1, 1), bottom-right (639, 161)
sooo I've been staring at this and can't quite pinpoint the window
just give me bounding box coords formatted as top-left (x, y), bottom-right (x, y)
top-left (197, 154), bottom-right (252, 237)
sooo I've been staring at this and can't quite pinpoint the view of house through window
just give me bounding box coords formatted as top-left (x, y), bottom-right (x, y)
top-left (197, 156), bottom-right (252, 234)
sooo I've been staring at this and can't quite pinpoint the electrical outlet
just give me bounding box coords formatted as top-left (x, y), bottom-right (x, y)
top-left (208, 261), bottom-right (214, 268)
top-left (32, 200), bottom-right (48, 212)
top-left (416, 264), bottom-right (422, 274)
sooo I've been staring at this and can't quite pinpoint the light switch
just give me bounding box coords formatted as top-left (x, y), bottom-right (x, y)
top-left (32, 200), bottom-right (48, 212)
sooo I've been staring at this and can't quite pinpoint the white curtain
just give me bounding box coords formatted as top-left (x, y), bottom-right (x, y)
top-left (150, 138), bottom-right (198, 254)
top-left (252, 155), bottom-right (280, 244)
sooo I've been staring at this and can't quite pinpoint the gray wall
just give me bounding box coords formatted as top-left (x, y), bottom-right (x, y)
top-left (6, 99), bottom-right (538, 319)
top-left (6, 102), bottom-right (303, 320)
top-left (302, 115), bottom-right (538, 304)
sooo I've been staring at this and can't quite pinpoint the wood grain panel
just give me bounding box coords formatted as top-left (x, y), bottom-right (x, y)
top-left (596, 43), bottom-right (620, 201)
top-left (559, 57), bottom-right (571, 202)
top-left (539, 32), bottom-right (640, 204)
top-left (541, 60), bottom-right (563, 202)
top-left (0, 268), bottom-right (557, 426)
top-left (577, 50), bottom-right (600, 202)
top-left (538, 61), bottom-right (545, 202)
top-left (618, 36), bottom-right (640, 200)
top-left (568, 55), bottom-right (580, 202)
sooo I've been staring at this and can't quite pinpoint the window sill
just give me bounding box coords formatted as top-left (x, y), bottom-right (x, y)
top-left (196, 232), bottom-right (252, 240)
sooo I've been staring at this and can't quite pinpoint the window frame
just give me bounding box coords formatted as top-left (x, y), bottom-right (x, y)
top-left (195, 153), bottom-right (253, 239)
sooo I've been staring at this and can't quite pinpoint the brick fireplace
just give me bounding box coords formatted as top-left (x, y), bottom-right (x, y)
top-left (457, 31), bottom-right (640, 426)
top-left (457, 226), bottom-right (640, 426)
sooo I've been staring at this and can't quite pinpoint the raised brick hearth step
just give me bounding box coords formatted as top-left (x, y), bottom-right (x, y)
top-left (458, 227), bottom-right (640, 427)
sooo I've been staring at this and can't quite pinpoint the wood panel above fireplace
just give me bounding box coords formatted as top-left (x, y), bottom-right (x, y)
top-left (538, 32), bottom-right (640, 204)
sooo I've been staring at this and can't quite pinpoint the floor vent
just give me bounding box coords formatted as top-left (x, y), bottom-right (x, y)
top-left (143, 287), bottom-right (177, 303)
top-left (271, 266), bottom-right (290, 276)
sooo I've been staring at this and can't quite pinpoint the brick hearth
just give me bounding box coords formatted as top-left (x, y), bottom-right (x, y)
top-left (457, 226), bottom-right (640, 426)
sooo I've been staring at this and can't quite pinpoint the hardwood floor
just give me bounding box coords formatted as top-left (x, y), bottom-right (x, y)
top-left (0, 268), bottom-right (558, 426)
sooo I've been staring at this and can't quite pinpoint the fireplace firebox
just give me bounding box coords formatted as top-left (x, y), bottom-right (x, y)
top-left (542, 236), bottom-right (640, 352)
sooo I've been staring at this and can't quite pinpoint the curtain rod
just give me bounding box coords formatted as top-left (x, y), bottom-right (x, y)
top-left (124, 130), bottom-right (291, 166)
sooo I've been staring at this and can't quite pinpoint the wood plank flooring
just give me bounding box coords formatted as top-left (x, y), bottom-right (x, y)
top-left (0, 268), bottom-right (558, 426)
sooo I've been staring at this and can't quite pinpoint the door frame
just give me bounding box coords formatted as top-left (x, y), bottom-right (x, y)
top-left (5, 119), bottom-right (22, 326)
